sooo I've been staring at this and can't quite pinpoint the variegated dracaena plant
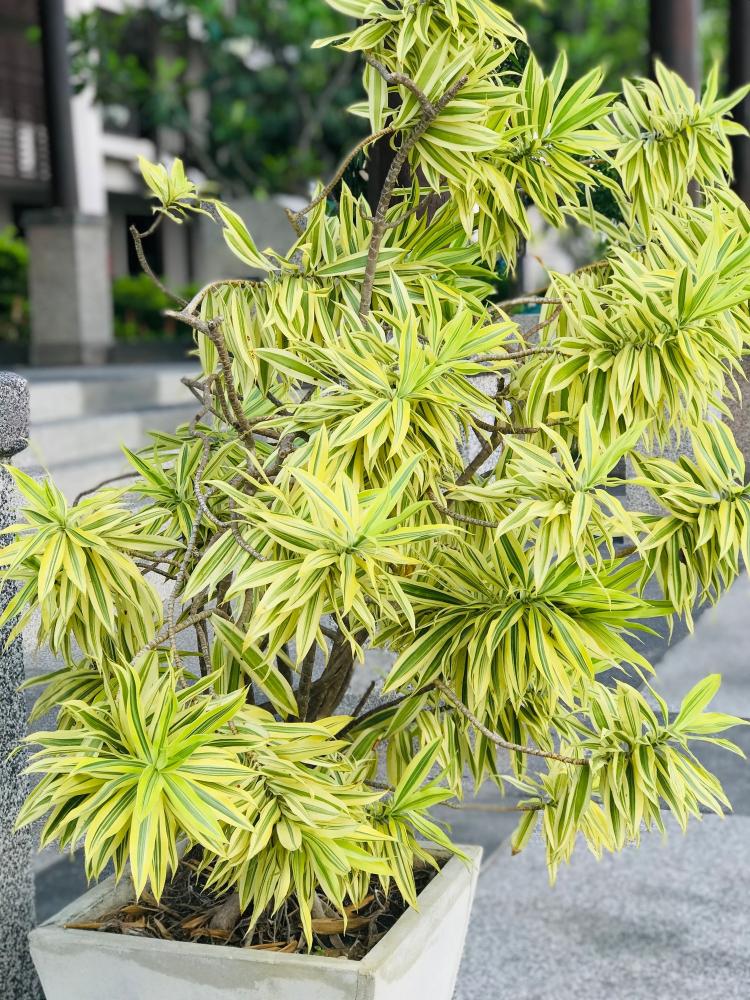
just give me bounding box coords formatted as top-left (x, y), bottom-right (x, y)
top-left (3, 0), bottom-right (750, 944)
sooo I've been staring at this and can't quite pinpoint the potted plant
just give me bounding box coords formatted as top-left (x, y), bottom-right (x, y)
top-left (3, 3), bottom-right (749, 998)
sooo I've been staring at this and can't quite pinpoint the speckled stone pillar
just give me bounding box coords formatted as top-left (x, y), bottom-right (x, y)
top-left (0, 373), bottom-right (42, 999)
top-left (25, 210), bottom-right (113, 366)
top-left (726, 357), bottom-right (750, 472)
top-left (625, 430), bottom-right (694, 516)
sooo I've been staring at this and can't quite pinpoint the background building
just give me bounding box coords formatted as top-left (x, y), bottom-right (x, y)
top-left (0, 0), bottom-right (268, 297)
top-left (0, 0), bottom-right (312, 368)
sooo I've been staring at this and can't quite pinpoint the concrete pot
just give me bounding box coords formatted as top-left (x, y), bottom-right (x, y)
top-left (30, 845), bottom-right (482, 1000)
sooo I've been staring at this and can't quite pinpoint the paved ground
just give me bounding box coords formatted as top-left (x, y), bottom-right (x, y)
top-left (15, 363), bottom-right (197, 499)
top-left (454, 574), bottom-right (750, 1000)
top-left (458, 814), bottom-right (750, 1000)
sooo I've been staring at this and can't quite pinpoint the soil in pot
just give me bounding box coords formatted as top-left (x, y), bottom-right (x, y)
top-left (63, 849), bottom-right (443, 961)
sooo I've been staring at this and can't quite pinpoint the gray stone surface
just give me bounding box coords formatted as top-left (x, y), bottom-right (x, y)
top-left (625, 428), bottom-right (694, 516)
top-left (650, 573), bottom-right (750, 718)
top-left (25, 211), bottom-right (114, 366)
top-left (0, 374), bottom-right (42, 998)
top-left (457, 814), bottom-right (750, 1000)
top-left (690, 727), bottom-right (750, 816)
top-left (0, 372), bottom-right (30, 457)
top-left (726, 355), bottom-right (750, 469)
top-left (192, 194), bottom-right (306, 284)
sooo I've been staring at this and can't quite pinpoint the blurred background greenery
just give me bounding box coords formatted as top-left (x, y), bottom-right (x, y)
top-left (66, 0), bottom-right (731, 195)
top-left (0, 0), bottom-right (732, 350)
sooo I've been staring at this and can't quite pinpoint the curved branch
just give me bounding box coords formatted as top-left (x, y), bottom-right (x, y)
top-left (428, 487), bottom-right (499, 529)
top-left (359, 71), bottom-right (468, 318)
top-left (137, 608), bottom-right (216, 656)
top-left (494, 296), bottom-right (561, 311)
top-left (290, 126), bottom-right (396, 226)
top-left (364, 54), bottom-right (434, 116)
top-left (129, 223), bottom-right (187, 308)
top-left (164, 309), bottom-right (254, 442)
top-left (443, 800), bottom-right (546, 814)
top-left (73, 470), bottom-right (140, 505)
top-left (615, 543), bottom-right (639, 559)
top-left (358, 192), bottom-right (438, 229)
top-left (435, 680), bottom-right (589, 767)
top-left (473, 346), bottom-right (558, 364)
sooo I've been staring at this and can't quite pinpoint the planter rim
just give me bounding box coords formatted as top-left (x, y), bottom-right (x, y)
top-left (31, 844), bottom-right (482, 975)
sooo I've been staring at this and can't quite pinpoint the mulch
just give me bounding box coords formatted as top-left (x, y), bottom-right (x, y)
top-left (64, 850), bottom-right (440, 961)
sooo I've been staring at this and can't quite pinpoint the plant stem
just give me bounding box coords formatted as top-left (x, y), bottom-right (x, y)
top-left (290, 126), bottom-right (396, 229)
top-left (443, 800), bottom-right (545, 814)
top-left (352, 681), bottom-right (376, 717)
top-left (428, 488), bottom-right (499, 528)
top-left (358, 70), bottom-right (468, 318)
top-left (73, 470), bottom-right (140, 505)
top-left (473, 346), bottom-right (558, 364)
top-left (129, 222), bottom-right (187, 307)
top-left (138, 608), bottom-right (216, 656)
top-left (296, 646), bottom-right (317, 721)
top-left (494, 295), bottom-right (561, 310)
top-left (435, 680), bottom-right (588, 766)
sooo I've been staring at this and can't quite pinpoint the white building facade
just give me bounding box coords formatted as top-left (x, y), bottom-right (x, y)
top-left (1, 0), bottom-right (193, 289)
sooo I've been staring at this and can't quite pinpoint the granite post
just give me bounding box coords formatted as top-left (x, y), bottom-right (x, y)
top-left (726, 358), bottom-right (750, 471)
top-left (0, 373), bottom-right (42, 998)
top-left (25, 210), bottom-right (114, 366)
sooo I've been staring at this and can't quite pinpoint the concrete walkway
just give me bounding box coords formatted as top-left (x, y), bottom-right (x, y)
top-left (458, 814), bottom-right (750, 1000)
top-left (16, 363), bottom-right (198, 499)
top-left (455, 575), bottom-right (750, 999)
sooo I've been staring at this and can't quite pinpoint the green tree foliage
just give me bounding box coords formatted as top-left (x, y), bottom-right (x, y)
top-left (4, 0), bottom-right (749, 945)
top-left (0, 227), bottom-right (29, 345)
top-left (68, 1), bottom-right (731, 195)
top-left (69, 0), bottom-right (364, 194)
top-left (520, 0), bottom-right (728, 89)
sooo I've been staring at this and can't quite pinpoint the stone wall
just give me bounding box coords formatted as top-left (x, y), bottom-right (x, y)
top-left (0, 373), bottom-right (42, 998)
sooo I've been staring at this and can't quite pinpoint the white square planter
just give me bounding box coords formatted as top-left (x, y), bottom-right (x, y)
top-left (30, 845), bottom-right (481, 1000)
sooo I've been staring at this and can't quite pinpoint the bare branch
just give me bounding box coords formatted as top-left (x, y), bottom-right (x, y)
top-left (129, 224), bottom-right (187, 307)
top-left (137, 608), bottom-right (216, 656)
top-left (520, 304), bottom-right (563, 340)
top-left (133, 559), bottom-right (177, 580)
top-left (503, 425), bottom-right (550, 436)
top-left (290, 126), bottom-right (396, 226)
top-left (73, 470), bottom-right (140, 505)
top-left (165, 309), bottom-right (255, 442)
top-left (473, 346), bottom-right (558, 364)
top-left (364, 54), bottom-right (434, 116)
top-left (296, 646), bottom-right (317, 721)
top-left (359, 72), bottom-right (468, 318)
top-left (443, 800), bottom-right (545, 814)
top-left (428, 487), bottom-right (499, 529)
top-left (615, 543), bottom-right (639, 559)
top-left (457, 429), bottom-right (502, 485)
top-left (352, 681), bottom-right (376, 717)
top-left (343, 684), bottom-right (435, 733)
top-left (138, 215), bottom-right (164, 239)
top-left (494, 296), bottom-right (561, 311)
top-left (435, 680), bottom-right (588, 767)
